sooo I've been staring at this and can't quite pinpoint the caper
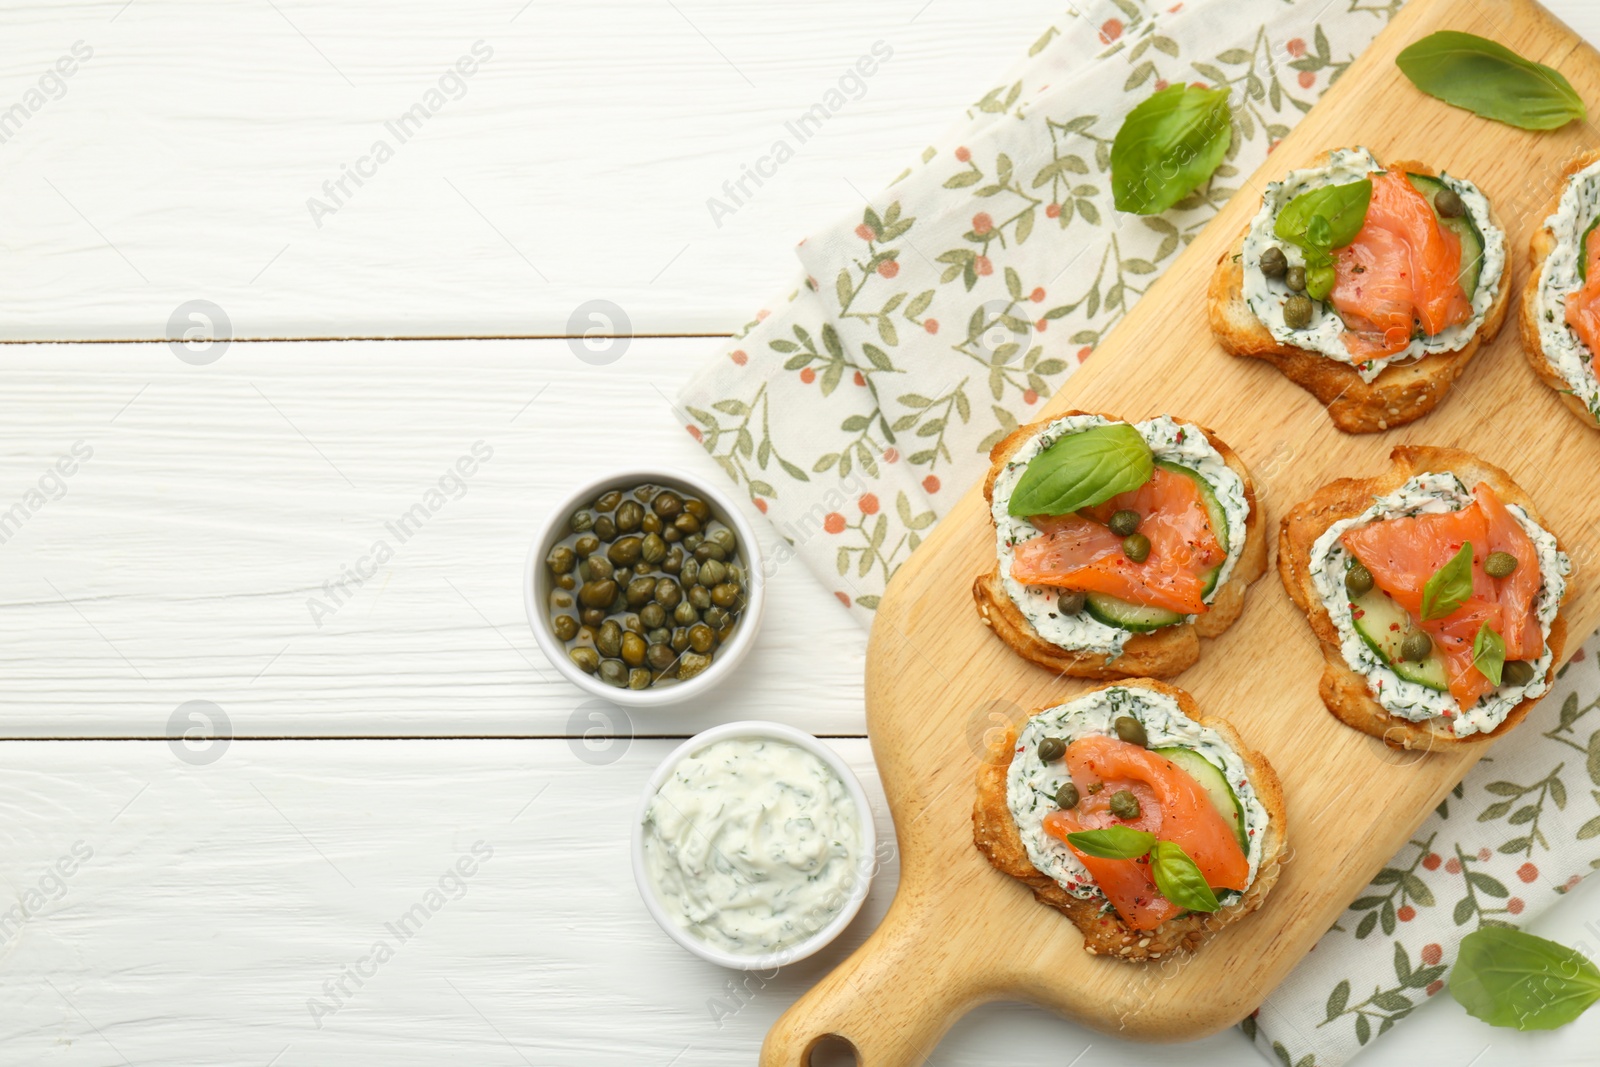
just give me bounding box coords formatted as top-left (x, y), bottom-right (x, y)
top-left (620, 632), bottom-right (647, 667)
top-left (679, 559), bottom-right (699, 588)
top-left (616, 565), bottom-right (636, 585)
top-left (616, 500), bottom-right (644, 534)
top-left (556, 574), bottom-right (576, 591)
top-left (569, 509), bottom-right (594, 533)
top-left (593, 515), bottom-right (617, 541)
top-left (627, 667), bottom-right (652, 690)
top-left (641, 511), bottom-right (662, 536)
top-left (646, 626), bottom-right (670, 646)
top-left (1285, 265), bottom-right (1307, 293)
top-left (1345, 560), bottom-right (1374, 598)
top-left (646, 641), bottom-right (676, 670)
top-left (583, 556), bottom-right (614, 583)
top-left (1050, 590), bottom-right (1085, 617)
top-left (674, 513), bottom-right (702, 536)
top-left (700, 558), bottom-right (727, 586)
top-left (654, 578), bottom-right (682, 609)
top-left (711, 583), bottom-right (741, 609)
top-left (1109, 789), bottom-right (1141, 820)
top-left (546, 545), bottom-right (576, 575)
top-left (688, 623), bottom-right (715, 653)
top-left (640, 603), bottom-right (666, 629)
top-left (662, 546), bottom-right (684, 574)
top-left (569, 646), bottom-right (600, 674)
top-left (716, 618), bottom-right (738, 644)
top-left (708, 528), bottom-right (737, 554)
top-left (1037, 736), bottom-right (1066, 762)
top-left (1484, 551), bottom-right (1518, 579)
top-left (688, 585), bottom-right (712, 611)
top-left (1122, 532), bottom-right (1151, 563)
top-left (595, 490), bottom-right (622, 513)
top-left (663, 526), bottom-right (682, 543)
top-left (575, 625), bottom-right (597, 646)
top-left (1283, 294), bottom-right (1314, 329)
top-left (551, 615), bottom-right (579, 642)
top-left (677, 651), bottom-right (712, 680)
top-left (597, 658), bottom-right (628, 687)
top-left (1259, 245), bottom-right (1288, 278)
top-left (694, 543), bottom-right (727, 563)
top-left (549, 591), bottom-right (574, 612)
top-left (1400, 629), bottom-right (1433, 662)
top-left (683, 532), bottom-right (704, 552)
top-left (634, 484), bottom-right (659, 503)
top-left (673, 601), bottom-right (699, 626)
top-left (1113, 715), bottom-right (1148, 748)
top-left (578, 579), bottom-right (618, 609)
top-left (610, 591), bottom-right (628, 615)
top-left (1434, 187), bottom-right (1466, 219)
top-left (1503, 660), bottom-right (1537, 687)
top-left (726, 564), bottom-right (744, 585)
top-left (703, 606), bottom-right (728, 631)
top-left (669, 626), bottom-right (691, 653)
top-left (574, 534), bottom-right (600, 558)
top-left (654, 491), bottom-right (683, 518)
top-left (1055, 782), bottom-right (1080, 810)
top-left (620, 576), bottom-right (652, 608)
top-left (580, 607), bottom-right (606, 628)
top-left (596, 620), bottom-right (623, 658)
top-left (640, 533), bottom-right (667, 565)
top-left (1104, 509), bottom-right (1140, 538)
top-left (684, 498), bottom-right (711, 522)
top-left (608, 536), bottom-right (643, 567)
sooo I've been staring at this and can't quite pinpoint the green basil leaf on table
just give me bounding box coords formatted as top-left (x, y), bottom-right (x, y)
top-left (1064, 825), bottom-right (1155, 860)
top-left (1110, 85), bottom-right (1232, 215)
top-left (1450, 927), bottom-right (1600, 1030)
top-left (1274, 180), bottom-right (1372, 252)
top-left (1149, 839), bottom-right (1220, 913)
top-left (1421, 542), bottom-right (1475, 621)
top-left (1397, 30), bottom-right (1586, 131)
top-left (1472, 621), bottom-right (1506, 685)
top-left (1007, 424), bottom-right (1154, 517)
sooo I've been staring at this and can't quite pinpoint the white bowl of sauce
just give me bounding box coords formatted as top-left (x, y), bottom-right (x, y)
top-left (631, 721), bottom-right (878, 970)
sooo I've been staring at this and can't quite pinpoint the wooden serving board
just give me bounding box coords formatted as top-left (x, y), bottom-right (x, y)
top-left (761, 1), bottom-right (1600, 1062)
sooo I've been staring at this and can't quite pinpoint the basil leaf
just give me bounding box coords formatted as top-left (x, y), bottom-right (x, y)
top-left (1451, 927), bottom-right (1600, 1030)
top-left (1007, 424), bottom-right (1154, 518)
top-left (1065, 825), bottom-right (1155, 860)
top-left (1421, 542), bottom-right (1474, 621)
top-left (1306, 214), bottom-right (1333, 252)
top-left (1472, 621), bottom-right (1506, 685)
top-left (1397, 31), bottom-right (1586, 131)
top-left (1110, 85), bottom-right (1232, 215)
top-left (1274, 180), bottom-right (1372, 252)
top-left (1149, 840), bottom-right (1220, 913)
top-left (1305, 261), bottom-right (1337, 302)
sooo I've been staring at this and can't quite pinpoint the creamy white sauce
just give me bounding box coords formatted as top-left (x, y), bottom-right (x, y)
top-left (1310, 472), bottom-right (1569, 737)
top-left (641, 737), bottom-right (860, 955)
top-left (1006, 685), bottom-right (1269, 903)
top-left (990, 414), bottom-right (1250, 660)
top-left (1532, 157), bottom-right (1600, 420)
top-left (1241, 147), bottom-right (1505, 383)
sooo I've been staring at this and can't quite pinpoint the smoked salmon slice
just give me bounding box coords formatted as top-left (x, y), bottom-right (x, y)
top-left (1330, 170), bottom-right (1472, 361)
top-left (1010, 467), bottom-right (1225, 615)
top-left (1340, 482), bottom-right (1542, 711)
top-left (1042, 736), bottom-right (1249, 931)
top-left (1566, 222), bottom-right (1600, 358)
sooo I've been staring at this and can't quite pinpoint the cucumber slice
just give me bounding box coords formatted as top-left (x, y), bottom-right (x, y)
top-left (1156, 460), bottom-right (1228, 597)
top-left (1406, 172), bottom-right (1485, 301)
top-left (1153, 746), bottom-right (1249, 854)
top-left (1084, 592), bottom-right (1184, 633)
top-left (1348, 576), bottom-right (1449, 692)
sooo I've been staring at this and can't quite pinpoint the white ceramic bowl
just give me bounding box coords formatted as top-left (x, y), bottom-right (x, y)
top-left (524, 467), bottom-right (765, 708)
top-left (630, 721), bottom-right (878, 970)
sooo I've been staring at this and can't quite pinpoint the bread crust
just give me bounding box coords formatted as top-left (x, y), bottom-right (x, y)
top-left (971, 678), bottom-right (1286, 961)
top-left (1208, 155), bottom-right (1513, 434)
top-left (973, 411), bottom-right (1267, 679)
top-left (1518, 148), bottom-right (1600, 430)
top-left (1278, 446), bottom-right (1570, 749)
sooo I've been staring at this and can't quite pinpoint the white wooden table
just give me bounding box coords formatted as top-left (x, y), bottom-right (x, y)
top-left (3, 3), bottom-right (1599, 1064)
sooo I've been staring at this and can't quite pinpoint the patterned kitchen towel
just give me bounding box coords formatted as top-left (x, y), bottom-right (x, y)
top-left (677, 2), bottom-right (1600, 1064)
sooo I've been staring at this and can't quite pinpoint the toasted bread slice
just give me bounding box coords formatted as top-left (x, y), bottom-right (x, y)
top-left (1519, 148), bottom-right (1600, 430)
top-left (1209, 157), bottom-right (1512, 434)
top-left (972, 678), bottom-right (1286, 960)
top-left (973, 412), bottom-right (1267, 679)
top-left (1278, 446), bottom-right (1569, 749)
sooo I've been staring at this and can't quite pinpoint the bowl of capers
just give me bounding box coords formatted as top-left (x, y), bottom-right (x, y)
top-left (525, 468), bottom-right (765, 706)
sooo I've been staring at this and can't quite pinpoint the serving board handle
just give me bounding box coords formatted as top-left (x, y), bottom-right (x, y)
top-left (759, 893), bottom-right (995, 1067)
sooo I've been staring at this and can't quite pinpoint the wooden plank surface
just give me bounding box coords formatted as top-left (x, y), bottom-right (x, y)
top-left (762, 0), bottom-right (1600, 1059)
